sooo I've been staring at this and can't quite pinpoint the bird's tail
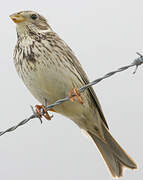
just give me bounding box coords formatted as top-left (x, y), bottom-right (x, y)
top-left (88, 125), bottom-right (137, 177)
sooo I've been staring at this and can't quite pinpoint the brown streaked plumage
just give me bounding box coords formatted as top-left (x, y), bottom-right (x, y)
top-left (10, 10), bottom-right (137, 177)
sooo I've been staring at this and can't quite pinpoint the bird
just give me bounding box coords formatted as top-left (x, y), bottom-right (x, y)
top-left (10, 10), bottom-right (137, 177)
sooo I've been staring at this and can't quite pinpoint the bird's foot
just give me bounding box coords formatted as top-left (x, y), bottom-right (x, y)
top-left (35, 105), bottom-right (54, 120)
top-left (68, 88), bottom-right (83, 104)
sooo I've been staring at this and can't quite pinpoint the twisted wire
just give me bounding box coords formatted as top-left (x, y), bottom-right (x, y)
top-left (0, 53), bottom-right (143, 136)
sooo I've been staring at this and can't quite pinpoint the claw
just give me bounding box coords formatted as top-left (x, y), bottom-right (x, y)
top-left (35, 105), bottom-right (53, 120)
top-left (68, 88), bottom-right (83, 104)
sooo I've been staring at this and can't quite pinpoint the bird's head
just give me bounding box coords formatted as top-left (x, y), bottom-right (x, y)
top-left (10, 11), bottom-right (51, 36)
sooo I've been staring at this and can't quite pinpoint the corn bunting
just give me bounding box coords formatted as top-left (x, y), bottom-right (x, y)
top-left (10, 11), bottom-right (137, 177)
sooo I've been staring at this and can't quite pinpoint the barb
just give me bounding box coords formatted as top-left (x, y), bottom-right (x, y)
top-left (0, 52), bottom-right (143, 136)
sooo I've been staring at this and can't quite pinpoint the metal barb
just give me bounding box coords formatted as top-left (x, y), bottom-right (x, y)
top-left (133, 66), bottom-right (139, 74)
top-left (30, 105), bottom-right (43, 124)
top-left (0, 52), bottom-right (143, 137)
top-left (133, 52), bottom-right (143, 74)
top-left (136, 52), bottom-right (143, 57)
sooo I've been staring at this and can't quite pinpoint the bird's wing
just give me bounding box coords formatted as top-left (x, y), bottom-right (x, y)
top-left (65, 45), bottom-right (109, 129)
top-left (45, 32), bottom-right (108, 129)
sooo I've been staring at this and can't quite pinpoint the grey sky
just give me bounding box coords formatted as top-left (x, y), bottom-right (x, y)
top-left (0, 0), bottom-right (142, 179)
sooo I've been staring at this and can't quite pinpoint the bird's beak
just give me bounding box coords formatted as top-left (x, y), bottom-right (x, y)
top-left (9, 13), bottom-right (26, 24)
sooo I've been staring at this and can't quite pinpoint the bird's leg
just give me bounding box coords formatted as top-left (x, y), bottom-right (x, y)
top-left (68, 88), bottom-right (83, 104)
top-left (35, 104), bottom-right (55, 120)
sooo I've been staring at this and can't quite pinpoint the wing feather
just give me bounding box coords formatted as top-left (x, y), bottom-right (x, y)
top-left (45, 32), bottom-right (109, 129)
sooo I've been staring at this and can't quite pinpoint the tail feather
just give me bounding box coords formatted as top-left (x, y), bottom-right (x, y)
top-left (88, 125), bottom-right (137, 177)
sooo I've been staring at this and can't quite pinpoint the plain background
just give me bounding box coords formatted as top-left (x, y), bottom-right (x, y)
top-left (0, 0), bottom-right (142, 179)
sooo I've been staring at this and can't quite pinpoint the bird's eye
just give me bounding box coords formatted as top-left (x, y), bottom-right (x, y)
top-left (31, 14), bottom-right (38, 20)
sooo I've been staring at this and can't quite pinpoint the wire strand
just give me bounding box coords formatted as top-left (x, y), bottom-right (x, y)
top-left (0, 52), bottom-right (143, 137)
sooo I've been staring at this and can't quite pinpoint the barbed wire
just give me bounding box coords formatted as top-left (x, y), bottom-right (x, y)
top-left (0, 52), bottom-right (143, 137)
